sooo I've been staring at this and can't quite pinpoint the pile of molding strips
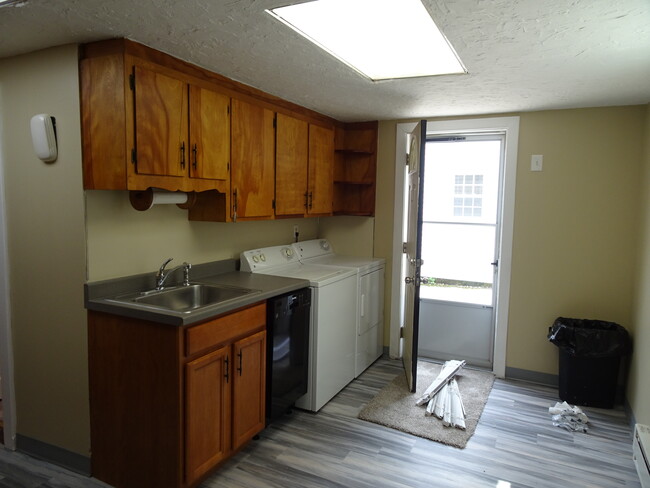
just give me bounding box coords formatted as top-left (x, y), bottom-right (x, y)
top-left (416, 360), bottom-right (467, 430)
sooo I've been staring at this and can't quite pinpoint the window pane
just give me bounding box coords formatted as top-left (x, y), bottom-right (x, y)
top-left (465, 175), bottom-right (473, 184)
top-left (475, 175), bottom-right (484, 184)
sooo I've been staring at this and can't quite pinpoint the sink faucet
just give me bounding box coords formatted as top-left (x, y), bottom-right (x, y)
top-left (156, 258), bottom-right (191, 290)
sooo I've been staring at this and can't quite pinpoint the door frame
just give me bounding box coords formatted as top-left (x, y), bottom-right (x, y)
top-left (390, 116), bottom-right (519, 378)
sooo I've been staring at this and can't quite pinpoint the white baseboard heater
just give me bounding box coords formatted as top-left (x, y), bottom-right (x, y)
top-left (634, 424), bottom-right (650, 488)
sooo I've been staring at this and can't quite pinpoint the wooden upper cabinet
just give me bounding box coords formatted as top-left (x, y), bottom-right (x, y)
top-left (275, 115), bottom-right (334, 218)
top-left (79, 40), bottom-right (370, 221)
top-left (231, 99), bottom-right (275, 220)
top-left (133, 65), bottom-right (188, 178)
top-left (308, 124), bottom-right (334, 216)
top-left (275, 113), bottom-right (309, 217)
top-left (189, 85), bottom-right (230, 181)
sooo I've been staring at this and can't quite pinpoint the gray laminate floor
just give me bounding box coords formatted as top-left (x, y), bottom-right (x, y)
top-left (0, 358), bottom-right (642, 487)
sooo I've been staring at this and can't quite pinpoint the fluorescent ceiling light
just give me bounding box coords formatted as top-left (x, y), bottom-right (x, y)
top-left (267, 0), bottom-right (466, 81)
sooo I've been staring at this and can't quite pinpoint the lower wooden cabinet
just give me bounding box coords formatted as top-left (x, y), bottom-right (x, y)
top-left (88, 302), bottom-right (266, 488)
top-left (185, 330), bottom-right (266, 485)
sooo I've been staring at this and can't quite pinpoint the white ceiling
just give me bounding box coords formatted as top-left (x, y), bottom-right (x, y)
top-left (1, 0), bottom-right (649, 122)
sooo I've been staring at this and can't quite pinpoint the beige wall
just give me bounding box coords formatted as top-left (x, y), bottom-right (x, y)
top-left (628, 103), bottom-right (650, 426)
top-left (375, 106), bottom-right (646, 376)
top-left (86, 191), bottom-right (318, 281)
top-left (0, 45), bottom-right (89, 454)
top-left (507, 107), bottom-right (644, 374)
top-left (319, 215), bottom-right (374, 257)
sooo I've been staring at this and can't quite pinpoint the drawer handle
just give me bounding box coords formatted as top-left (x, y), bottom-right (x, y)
top-left (224, 355), bottom-right (229, 383)
top-left (237, 351), bottom-right (243, 376)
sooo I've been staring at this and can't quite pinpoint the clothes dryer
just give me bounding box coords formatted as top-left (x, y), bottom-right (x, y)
top-left (292, 239), bottom-right (385, 377)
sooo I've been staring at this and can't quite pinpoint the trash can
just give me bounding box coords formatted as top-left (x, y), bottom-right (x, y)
top-left (548, 317), bottom-right (630, 409)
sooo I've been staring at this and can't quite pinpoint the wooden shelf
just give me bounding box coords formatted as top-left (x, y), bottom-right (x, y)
top-left (333, 211), bottom-right (374, 217)
top-left (333, 121), bottom-right (377, 217)
top-left (334, 180), bottom-right (374, 186)
top-left (335, 149), bottom-right (374, 155)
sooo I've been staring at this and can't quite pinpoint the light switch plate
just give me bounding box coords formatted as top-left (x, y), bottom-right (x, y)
top-left (531, 154), bottom-right (543, 172)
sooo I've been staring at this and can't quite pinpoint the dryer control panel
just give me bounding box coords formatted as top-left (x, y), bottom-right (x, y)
top-left (240, 245), bottom-right (299, 272)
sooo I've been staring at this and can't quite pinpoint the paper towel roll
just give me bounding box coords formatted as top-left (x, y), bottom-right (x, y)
top-left (129, 189), bottom-right (189, 211)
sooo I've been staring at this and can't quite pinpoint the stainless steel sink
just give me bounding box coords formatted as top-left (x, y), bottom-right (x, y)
top-left (108, 283), bottom-right (260, 313)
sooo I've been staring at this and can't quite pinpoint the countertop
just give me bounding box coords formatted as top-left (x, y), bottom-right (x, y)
top-left (84, 258), bottom-right (309, 326)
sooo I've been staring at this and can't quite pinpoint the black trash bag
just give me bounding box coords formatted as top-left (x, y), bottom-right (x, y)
top-left (548, 317), bottom-right (630, 358)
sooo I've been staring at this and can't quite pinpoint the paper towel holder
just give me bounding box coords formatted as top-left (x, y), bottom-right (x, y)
top-left (129, 188), bottom-right (197, 211)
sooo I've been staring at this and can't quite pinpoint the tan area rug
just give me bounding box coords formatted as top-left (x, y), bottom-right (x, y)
top-left (358, 361), bottom-right (495, 448)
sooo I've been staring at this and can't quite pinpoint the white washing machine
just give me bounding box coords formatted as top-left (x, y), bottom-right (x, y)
top-left (292, 239), bottom-right (385, 377)
top-left (240, 244), bottom-right (357, 412)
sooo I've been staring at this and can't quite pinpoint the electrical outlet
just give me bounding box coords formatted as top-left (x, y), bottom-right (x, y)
top-left (531, 154), bottom-right (543, 172)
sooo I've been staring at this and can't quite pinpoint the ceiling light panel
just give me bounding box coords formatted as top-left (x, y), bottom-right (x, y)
top-left (267, 0), bottom-right (466, 81)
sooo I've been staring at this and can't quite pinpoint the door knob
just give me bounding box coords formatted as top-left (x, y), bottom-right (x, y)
top-left (405, 277), bottom-right (414, 284)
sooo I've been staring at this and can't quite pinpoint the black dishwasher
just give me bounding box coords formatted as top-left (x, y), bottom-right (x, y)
top-left (266, 287), bottom-right (311, 424)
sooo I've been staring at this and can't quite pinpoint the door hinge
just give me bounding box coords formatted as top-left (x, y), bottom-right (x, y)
top-left (405, 153), bottom-right (410, 166)
top-left (400, 325), bottom-right (404, 338)
top-left (402, 242), bottom-right (408, 253)
top-left (129, 73), bottom-right (135, 91)
top-left (131, 148), bottom-right (137, 165)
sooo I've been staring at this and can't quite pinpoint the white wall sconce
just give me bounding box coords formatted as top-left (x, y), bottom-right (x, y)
top-left (30, 114), bottom-right (57, 163)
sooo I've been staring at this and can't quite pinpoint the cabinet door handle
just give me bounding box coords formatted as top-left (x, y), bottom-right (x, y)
top-left (237, 351), bottom-right (242, 376)
top-left (192, 143), bottom-right (198, 170)
top-left (180, 142), bottom-right (186, 169)
top-left (308, 191), bottom-right (313, 210)
top-left (224, 355), bottom-right (229, 383)
top-left (304, 192), bottom-right (309, 209)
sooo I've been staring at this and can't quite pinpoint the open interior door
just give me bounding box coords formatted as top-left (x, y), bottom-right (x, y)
top-left (402, 120), bottom-right (427, 392)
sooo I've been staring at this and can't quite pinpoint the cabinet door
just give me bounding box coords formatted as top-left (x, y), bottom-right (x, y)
top-left (189, 85), bottom-right (230, 181)
top-left (276, 113), bottom-right (309, 216)
top-left (308, 125), bottom-right (334, 215)
top-left (185, 346), bottom-right (231, 484)
top-left (133, 65), bottom-right (188, 177)
top-left (232, 330), bottom-right (266, 450)
top-left (231, 99), bottom-right (275, 220)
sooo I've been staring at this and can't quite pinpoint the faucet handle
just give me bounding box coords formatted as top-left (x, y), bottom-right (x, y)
top-left (182, 262), bottom-right (191, 286)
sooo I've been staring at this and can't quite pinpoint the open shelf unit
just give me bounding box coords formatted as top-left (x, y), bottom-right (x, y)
top-left (333, 121), bottom-right (378, 216)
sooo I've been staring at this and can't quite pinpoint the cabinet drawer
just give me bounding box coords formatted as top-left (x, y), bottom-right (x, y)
top-left (185, 302), bottom-right (266, 357)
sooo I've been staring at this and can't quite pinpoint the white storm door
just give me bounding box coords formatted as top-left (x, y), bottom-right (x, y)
top-left (402, 120), bottom-right (426, 393)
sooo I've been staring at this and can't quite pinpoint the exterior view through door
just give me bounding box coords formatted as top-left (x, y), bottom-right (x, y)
top-left (418, 134), bottom-right (505, 369)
